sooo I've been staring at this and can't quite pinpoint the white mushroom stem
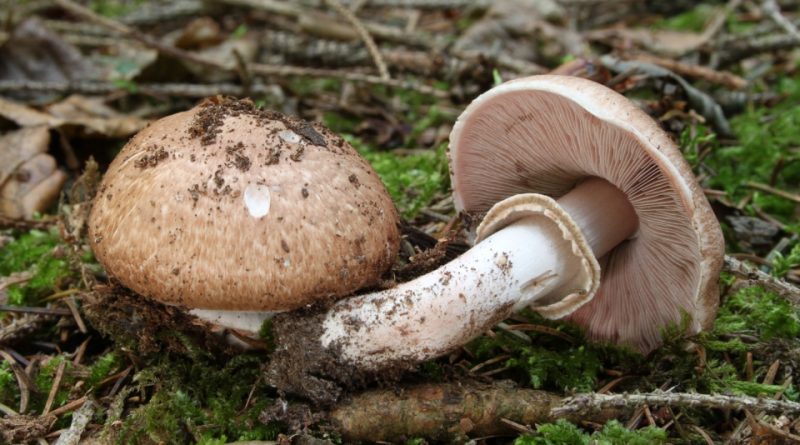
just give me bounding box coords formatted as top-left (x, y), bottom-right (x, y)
top-left (189, 309), bottom-right (280, 333)
top-left (320, 177), bottom-right (638, 370)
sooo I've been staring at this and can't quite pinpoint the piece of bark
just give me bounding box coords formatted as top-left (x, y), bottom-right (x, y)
top-left (329, 381), bottom-right (568, 442)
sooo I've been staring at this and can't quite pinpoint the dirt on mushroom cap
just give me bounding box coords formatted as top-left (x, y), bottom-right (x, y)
top-left (88, 97), bottom-right (401, 312)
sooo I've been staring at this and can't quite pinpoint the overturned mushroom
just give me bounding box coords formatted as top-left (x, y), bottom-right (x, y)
top-left (89, 98), bottom-right (401, 331)
top-left (269, 75), bottom-right (724, 380)
top-left (0, 126), bottom-right (67, 219)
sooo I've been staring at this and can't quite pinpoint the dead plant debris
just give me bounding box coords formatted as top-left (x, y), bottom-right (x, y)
top-left (1, 0), bottom-right (799, 443)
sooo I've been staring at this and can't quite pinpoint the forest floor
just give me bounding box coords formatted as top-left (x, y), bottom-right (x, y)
top-left (1, 0), bottom-right (800, 443)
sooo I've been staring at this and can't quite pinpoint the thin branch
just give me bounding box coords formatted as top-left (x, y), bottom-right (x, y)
top-left (627, 53), bottom-right (747, 89)
top-left (552, 391), bottom-right (800, 417)
top-left (0, 79), bottom-right (278, 98)
top-left (324, 0), bottom-right (389, 79)
top-left (53, 398), bottom-right (94, 445)
top-left (53, 0), bottom-right (447, 98)
top-left (43, 360), bottom-right (67, 415)
top-left (762, 0), bottom-right (800, 42)
top-left (217, 0), bottom-right (433, 47)
top-left (0, 306), bottom-right (71, 316)
top-left (48, 396), bottom-right (87, 417)
top-left (0, 215), bottom-right (57, 231)
top-left (745, 181), bottom-right (800, 204)
top-left (723, 255), bottom-right (800, 305)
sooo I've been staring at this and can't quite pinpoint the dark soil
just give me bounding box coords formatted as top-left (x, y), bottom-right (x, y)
top-left (82, 284), bottom-right (235, 357)
top-left (133, 146), bottom-right (169, 169)
top-left (265, 304), bottom-right (413, 406)
top-left (188, 97), bottom-right (327, 150)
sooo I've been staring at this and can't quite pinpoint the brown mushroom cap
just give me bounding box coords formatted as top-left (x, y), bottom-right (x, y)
top-left (449, 75), bottom-right (724, 352)
top-left (89, 98), bottom-right (401, 311)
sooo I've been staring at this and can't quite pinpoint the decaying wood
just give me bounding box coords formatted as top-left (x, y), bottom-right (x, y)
top-left (329, 381), bottom-right (569, 442)
top-left (0, 413), bottom-right (57, 444)
top-left (329, 382), bottom-right (800, 441)
top-left (53, 0), bottom-right (448, 97)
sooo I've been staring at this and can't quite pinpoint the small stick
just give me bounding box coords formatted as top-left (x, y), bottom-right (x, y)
top-left (48, 396), bottom-right (86, 417)
top-left (0, 306), bottom-right (71, 316)
top-left (627, 54), bottom-right (747, 89)
top-left (0, 79), bottom-right (280, 97)
top-left (723, 255), bottom-right (800, 305)
top-left (0, 349), bottom-right (33, 414)
top-left (762, 0), bottom-right (800, 42)
top-left (0, 215), bottom-right (57, 231)
top-left (53, 398), bottom-right (95, 445)
top-left (43, 360), bottom-right (67, 415)
top-left (0, 272), bottom-right (33, 292)
top-left (552, 391), bottom-right (800, 417)
top-left (324, 0), bottom-right (389, 79)
top-left (745, 181), bottom-right (800, 204)
top-left (63, 297), bottom-right (87, 334)
top-left (54, 0), bottom-right (446, 97)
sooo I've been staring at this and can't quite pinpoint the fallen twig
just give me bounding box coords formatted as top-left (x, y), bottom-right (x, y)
top-left (0, 313), bottom-right (56, 348)
top-left (745, 181), bottom-right (800, 204)
top-left (0, 215), bottom-right (57, 231)
top-left (43, 360), bottom-right (67, 415)
top-left (600, 54), bottom-right (733, 137)
top-left (762, 0), bottom-right (800, 43)
top-left (716, 33), bottom-right (800, 66)
top-left (0, 79), bottom-right (278, 98)
top-left (54, 0), bottom-right (447, 98)
top-left (627, 53), bottom-right (747, 89)
top-left (48, 396), bottom-right (87, 417)
top-left (0, 349), bottom-right (34, 413)
top-left (218, 0), bottom-right (433, 47)
top-left (553, 391), bottom-right (800, 417)
top-left (0, 306), bottom-right (71, 316)
top-left (723, 255), bottom-right (800, 305)
top-left (324, 0), bottom-right (389, 79)
top-left (54, 398), bottom-right (95, 445)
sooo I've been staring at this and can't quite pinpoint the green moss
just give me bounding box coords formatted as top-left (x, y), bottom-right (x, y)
top-left (89, 0), bottom-right (143, 17)
top-left (701, 76), bottom-right (800, 222)
top-left (0, 361), bottom-right (15, 405)
top-left (515, 419), bottom-right (666, 445)
top-left (0, 229), bottom-right (74, 305)
top-left (33, 356), bottom-right (73, 413)
top-left (468, 312), bottom-right (641, 393)
top-left (86, 352), bottom-right (120, 389)
top-left (118, 353), bottom-right (277, 444)
top-left (712, 286), bottom-right (800, 340)
top-left (506, 345), bottom-right (604, 392)
top-left (655, 4), bottom-right (716, 32)
top-left (360, 143), bottom-right (449, 218)
top-left (772, 242), bottom-right (800, 278)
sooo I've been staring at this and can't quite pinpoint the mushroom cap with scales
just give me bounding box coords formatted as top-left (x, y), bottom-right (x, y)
top-left (89, 98), bottom-right (401, 313)
top-left (449, 75), bottom-right (724, 352)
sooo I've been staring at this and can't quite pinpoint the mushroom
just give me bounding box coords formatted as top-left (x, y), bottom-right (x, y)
top-left (88, 98), bottom-right (401, 331)
top-left (270, 75), bottom-right (724, 374)
top-left (0, 126), bottom-right (67, 219)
